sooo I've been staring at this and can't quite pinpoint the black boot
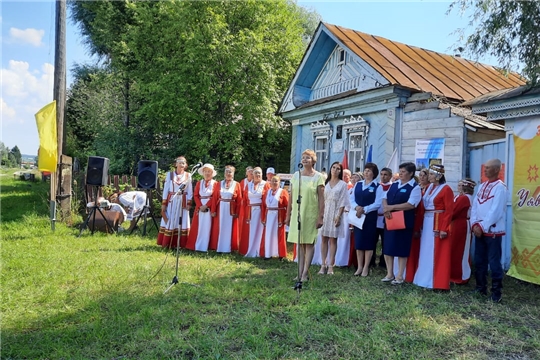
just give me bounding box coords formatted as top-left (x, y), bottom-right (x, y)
top-left (490, 279), bottom-right (503, 303)
top-left (471, 286), bottom-right (487, 296)
top-left (472, 273), bottom-right (488, 296)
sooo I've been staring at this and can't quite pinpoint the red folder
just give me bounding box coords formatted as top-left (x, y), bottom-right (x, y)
top-left (385, 210), bottom-right (405, 230)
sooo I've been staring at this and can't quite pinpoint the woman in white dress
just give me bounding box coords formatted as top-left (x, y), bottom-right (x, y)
top-left (210, 165), bottom-right (242, 253)
top-left (241, 167), bottom-right (270, 257)
top-left (186, 163), bottom-right (220, 252)
top-left (157, 156), bottom-right (193, 249)
top-left (261, 175), bottom-right (289, 259)
top-left (334, 169), bottom-right (356, 267)
top-left (318, 161), bottom-right (349, 275)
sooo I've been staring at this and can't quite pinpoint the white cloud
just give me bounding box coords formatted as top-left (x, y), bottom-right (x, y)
top-left (1, 60), bottom-right (54, 102)
top-left (1, 98), bottom-right (17, 122)
top-left (9, 27), bottom-right (45, 47)
top-left (1, 61), bottom-right (54, 154)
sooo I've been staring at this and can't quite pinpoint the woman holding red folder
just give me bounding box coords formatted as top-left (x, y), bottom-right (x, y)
top-left (381, 162), bottom-right (422, 285)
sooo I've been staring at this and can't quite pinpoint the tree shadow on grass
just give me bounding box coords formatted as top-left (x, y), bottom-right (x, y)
top-left (0, 183), bottom-right (50, 223)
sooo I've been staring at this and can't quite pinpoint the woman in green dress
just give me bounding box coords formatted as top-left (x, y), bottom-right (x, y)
top-left (285, 149), bottom-right (325, 282)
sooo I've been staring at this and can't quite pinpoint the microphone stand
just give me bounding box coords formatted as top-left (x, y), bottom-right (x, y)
top-left (164, 164), bottom-right (201, 294)
top-left (293, 163), bottom-right (303, 293)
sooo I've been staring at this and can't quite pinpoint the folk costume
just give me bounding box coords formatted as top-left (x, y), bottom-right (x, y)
top-left (186, 165), bottom-right (219, 252)
top-left (209, 179), bottom-right (242, 253)
top-left (237, 176), bottom-right (252, 255)
top-left (334, 182), bottom-right (357, 267)
top-left (449, 192), bottom-right (473, 284)
top-left (470, 177), bottom-right (507, 298)
top-left (241, 180), bottom-right (270, 257)
top-left (412, 182), bottom-right (454, 290)
top-left (260, 186), bottom-right (289, 258)
top-left (157, 170), bottom-right (193, 249)
top-left (118, 191), bottom-right (147, 221)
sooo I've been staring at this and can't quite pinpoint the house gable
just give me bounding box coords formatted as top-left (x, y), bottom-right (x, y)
top-left (279, 24), bottom-right (387, 113)
top-left (310, 44), bottom-right (388, 102)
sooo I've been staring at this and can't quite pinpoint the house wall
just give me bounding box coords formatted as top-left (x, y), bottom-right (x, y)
top-left (402, 106), bottom-right (465, 191)
top-left (285, 88), bottom-right (404, 175)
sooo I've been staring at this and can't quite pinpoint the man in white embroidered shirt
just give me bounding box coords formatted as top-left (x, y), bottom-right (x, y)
top-left (470, 159), bottom-right (507, 303)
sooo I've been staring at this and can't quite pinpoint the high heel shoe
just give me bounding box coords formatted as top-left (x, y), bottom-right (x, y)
top-left (318, 265), bottom-right (327, 275)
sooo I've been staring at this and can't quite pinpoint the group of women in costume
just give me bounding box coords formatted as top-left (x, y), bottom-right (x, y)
top-left (156, 156), bottom-right (288, 259)
top-left (156, 151), bottom-right (476, 290)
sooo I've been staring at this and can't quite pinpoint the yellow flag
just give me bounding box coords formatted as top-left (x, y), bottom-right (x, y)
top-left (35, 101), bottom-right (57, 172)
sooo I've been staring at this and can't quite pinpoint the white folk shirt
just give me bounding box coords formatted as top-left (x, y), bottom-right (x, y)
top-left (470, 179), bottom-right (507, 236)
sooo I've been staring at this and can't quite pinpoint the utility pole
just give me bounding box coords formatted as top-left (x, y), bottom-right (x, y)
top-left (53, 0), bottom-right (72, 224)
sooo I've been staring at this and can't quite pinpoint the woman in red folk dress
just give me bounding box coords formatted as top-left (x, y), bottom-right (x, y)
top-left (449, 178), bottom-right (476, 284)
top-left (209, 165), bottom-right (243, 253)
top-left (412, 164), bottom-right (454, 290)
top-left (406, 167), bottom-right (429, 282)
top-left (157, 156), bottom-right (193, 249)
top-left (260, 175), bottom-right (289, 259)
top-left (237, 166), bottom-right (253, 254)
top-left (186, 163), bottom-right (220, 252)
top-left (240, 167), bottom-right (270, 257)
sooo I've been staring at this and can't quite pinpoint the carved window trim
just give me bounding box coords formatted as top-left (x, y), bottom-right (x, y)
top-left (310, 120), bottom-right (332, 172)
top-left (343, 115), bottom-right (370, 171)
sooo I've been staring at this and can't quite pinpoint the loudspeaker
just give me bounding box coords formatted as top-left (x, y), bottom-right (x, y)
top-left (137, 160), bottom-right (158, 189)
top-left (86, 156), bottom-right (109, 186)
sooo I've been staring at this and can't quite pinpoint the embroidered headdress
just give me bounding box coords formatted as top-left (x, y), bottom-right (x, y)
top-left (429, 163), bottom-right (445, 175)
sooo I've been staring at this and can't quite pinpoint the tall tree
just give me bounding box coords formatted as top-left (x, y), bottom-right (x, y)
top-left (67, 0), bottom-right (319, 174)
top-left (9, 145), bottom-right (22, 167)
top-left (449, 0), bottom-right (540, 84)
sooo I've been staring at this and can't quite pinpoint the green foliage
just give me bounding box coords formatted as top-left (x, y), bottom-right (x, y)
top-left (0, 142), bottom-right (21, 168)
top-left (449, 0), bottom-right (540, 84)
top-left (66, 0), bottom-right (317, 175)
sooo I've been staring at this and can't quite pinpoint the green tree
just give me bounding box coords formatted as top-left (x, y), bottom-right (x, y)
top-left (449, 0), bottom-right (540, 84)
top-left (67, 0), bottom-right (319, 174)
top-left (9, 145), bottom-right (22, 167)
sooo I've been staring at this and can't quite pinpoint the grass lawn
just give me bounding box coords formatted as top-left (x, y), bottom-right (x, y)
top-left (1, 168), bottom-right (539, 359)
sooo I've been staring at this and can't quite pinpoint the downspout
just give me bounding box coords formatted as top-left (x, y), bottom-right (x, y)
top-left (394, 96), bottom-right (407, 164)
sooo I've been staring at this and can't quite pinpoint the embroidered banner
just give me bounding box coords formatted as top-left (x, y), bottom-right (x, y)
top-left (508, 119), bottom-right (540, 285)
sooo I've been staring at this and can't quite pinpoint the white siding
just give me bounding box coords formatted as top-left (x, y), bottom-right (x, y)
top-left (402, 108), bottom-right (465, 191)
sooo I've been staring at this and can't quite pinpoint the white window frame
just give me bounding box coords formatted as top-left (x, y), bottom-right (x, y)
top-left (310, 120), bottom-right (332, 172)
top-left (343, 115), bottom-right (370, 172)
top-left (337, 48), bottom-right (346, 66)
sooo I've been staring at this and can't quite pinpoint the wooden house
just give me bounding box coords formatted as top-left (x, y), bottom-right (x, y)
top-left (278, 22), bottom-right (525, 190)
top-left (463, 85), bottom-right (540, 276)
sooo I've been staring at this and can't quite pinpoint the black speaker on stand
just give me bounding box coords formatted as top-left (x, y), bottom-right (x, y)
top-left (130, 160), bottom-right (159, 235)
top-left (79, 156), bottom-right (115, 236)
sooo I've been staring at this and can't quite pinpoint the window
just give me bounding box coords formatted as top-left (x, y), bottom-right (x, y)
top-left (338, 48), bottom-right (345, 65)
top-left (343, 115), bottom-right (370, 172)
top-left (315, 137), bottom-right (328, 172)
top-left (348, 133), bottom-right (364, 173)
top-left (310, 120), bottom-right (332, 172)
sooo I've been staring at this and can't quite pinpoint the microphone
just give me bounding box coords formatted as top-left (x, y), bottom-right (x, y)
top-left (192, 162), bottom-right (203, 171)
top-left (298, 163), bottom-right (303, 169)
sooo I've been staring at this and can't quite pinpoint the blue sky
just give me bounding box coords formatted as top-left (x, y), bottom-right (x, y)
top-left (1, 0), bottom-right (497, 156)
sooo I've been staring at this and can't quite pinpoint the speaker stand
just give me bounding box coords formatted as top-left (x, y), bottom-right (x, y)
top-left (79, 186), bottom-right (117, 236)
top-left (129, 190), bottom-right (159, 236)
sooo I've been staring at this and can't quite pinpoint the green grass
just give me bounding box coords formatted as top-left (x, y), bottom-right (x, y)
top-left (2, 168), bottom-right (539, 359)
